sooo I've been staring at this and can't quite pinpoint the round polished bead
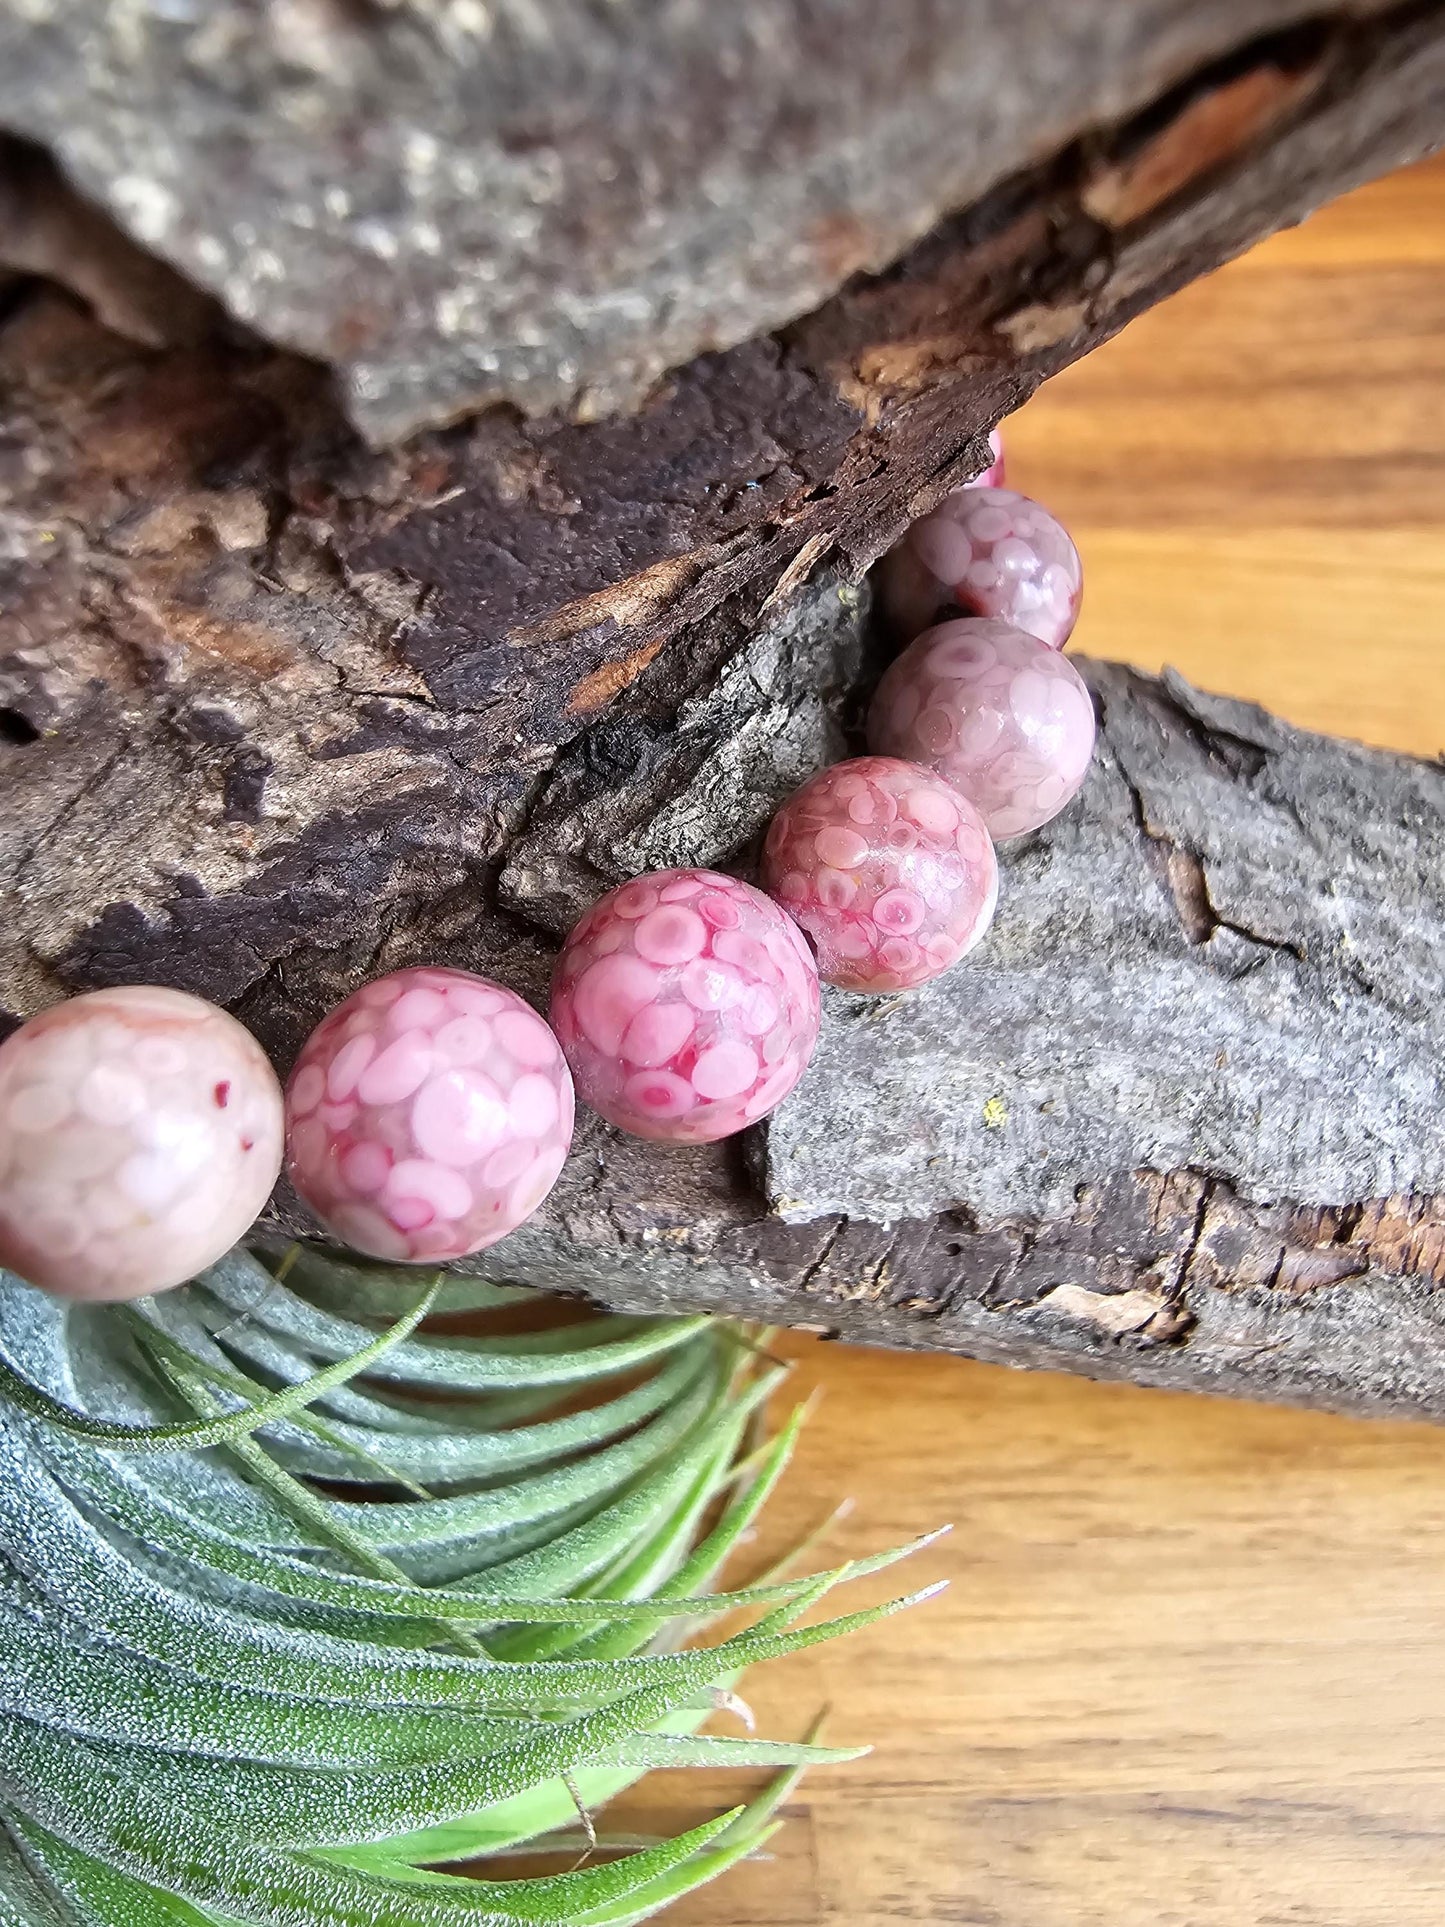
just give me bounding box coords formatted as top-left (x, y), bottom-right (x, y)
top-left (0, 986), bottom-right (284, 1301)
top-left (868, 617), bottom-right (1097, 840)
top-left (550, 869), bottom-right (820, 1143)
top-left (762, 757), bottom-right (998, 992)
top-left (879, 484), bottom-right (1081, 649)
top-left (286, 968), bottom-right (573, 1263)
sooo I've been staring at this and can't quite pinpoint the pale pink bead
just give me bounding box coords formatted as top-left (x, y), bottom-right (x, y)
top-left (878, 484), bottom-right (1081, 649)
top-left (762, 757), bottom-right (998, 992)
top-left (868, 618), bottom-right (1097, 840)
top-left (550, 869), bottom-right (820, 1143)
top-left (286, 968), bottom-right (573, 1263)
top-left (0, 986), bottom-right (284, 1301)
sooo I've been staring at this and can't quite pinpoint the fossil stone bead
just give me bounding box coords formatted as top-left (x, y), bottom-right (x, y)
top-left (868, 617), bottom-right (1097, 840)
top-left (286, 967), bottom-right (573, 1263)
top-left (762, 756), bottom-right (998, 992)
top-left (550, 869), bottom-right (820, 1143)
top-left (0, 986), bottom-right (284, 1301)
top-left (879, 484), bottom-right (1081, 649)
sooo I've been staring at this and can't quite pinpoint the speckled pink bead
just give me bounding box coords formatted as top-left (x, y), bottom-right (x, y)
top-left (550, 869), bottom-right (820, 1143)
top-left (0, 986), bottom-right (284, 1302)
top-left (879, 484), bottom-right (1081, 649)
top-left (285, 968), bottom-right (574, 1264)
top-left (868, 618), bottom-right (1097, 840)
top-left (762, 757), bottom-right (998, 992)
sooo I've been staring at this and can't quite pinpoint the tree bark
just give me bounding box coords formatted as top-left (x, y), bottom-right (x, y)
top-left (2, 1), bottom-right (1444, 1417)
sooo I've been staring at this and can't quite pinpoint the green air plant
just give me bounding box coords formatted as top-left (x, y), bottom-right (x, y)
top-left (0, 1243), bottom-right (939, 1926)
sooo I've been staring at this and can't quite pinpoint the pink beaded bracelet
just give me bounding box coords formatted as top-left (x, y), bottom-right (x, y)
top-left (0, 428), bottom-right (1101, 1298)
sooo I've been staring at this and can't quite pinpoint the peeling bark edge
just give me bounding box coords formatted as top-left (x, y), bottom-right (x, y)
top-left (479, 1184), bottom-right (1445, 1427)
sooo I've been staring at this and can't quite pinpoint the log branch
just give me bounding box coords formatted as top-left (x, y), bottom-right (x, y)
top-left (478, 622), bottom-right (1445, 1424)
top-left (2, 1), bottom-right (1439, 444)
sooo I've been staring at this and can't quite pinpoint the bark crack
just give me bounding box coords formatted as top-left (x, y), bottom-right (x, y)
top-left (795, 1221), bottom-right (846, 1298)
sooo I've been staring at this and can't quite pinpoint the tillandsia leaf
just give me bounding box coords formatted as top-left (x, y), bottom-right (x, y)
top-left (2, 1722), bottom-right (751, 1927)
top-left (322, 1725), bottom-right (849, 1892)
top-left (124, 1290), bottom-right (441, 1495)
top-left (23, 1430), bottom-right (909, 1639)
top-left (131, 1325), bottom-right (734, 1565)
top-left (489, 1413), bottom-right (764, 1667)
top-left (279, 1245), bottom-right (534, 1320)
top-left (142, 1358), bottom-right (498, 1678)
top-left (193, 1260), bottom-right (712, 1393)
top-left (318, 1704), bottom-right (722, 1873)
top-left (0, 1279), bottom-right (443, 1450)
top-left (7, 1817), bottom-right (231, 1927)
top-left (562, 1719), bottom-right (830, 1927)
top-left (0, 1583), bottom-right (925, 1849)
top-left (139, 1289), bottom-right (714, 1489)
top-left (525, 1401), bottom-right (812, 1666)
top-left (443, 1364), bottom-right (780, 1600)
top-left (197, 1257), bottom-right (578, 1436)
top-left (0, 1247), bottom-right (941, 1927)
top-left (0, 1595), bottom-right (521, 1768)
top-left (126, 1354), bottom-right (494, 1660)
top-left (1, 1426), bottom-right (939, 1736)
top-left (570, 1823), bottom-right (786, 1927)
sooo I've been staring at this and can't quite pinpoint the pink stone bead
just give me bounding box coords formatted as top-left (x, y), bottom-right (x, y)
top-left (550, 869), bottom-right (820, 1143)
top-left (867, 617), bottom-right (1097, 840)
top-left (0, 986), bottom-right (284, 1301)
top-left (878, 484), bottom-right (1081, 650)
top-left (761, 757), bottom-right (998, 992)
top-left (285, 968), bottom-right (574, 1264)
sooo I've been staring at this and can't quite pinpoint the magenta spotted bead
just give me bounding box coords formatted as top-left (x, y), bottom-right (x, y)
top-left (286, 968), bottom-right (573, 1264)
top-left (0, 986), bottom-right (284, 1302)
top-left (868, 618), bottom-right (1097, 840)
top-left (550, 870), bottom-right (820, 1143)
top-left (880, 485), bottom-right (1081, 649)
top-left (762, 757), bottom-right (998, 992)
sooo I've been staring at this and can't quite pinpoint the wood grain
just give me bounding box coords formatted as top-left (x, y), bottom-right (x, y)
top-left (615, 155), bottom-right (1445, 1926)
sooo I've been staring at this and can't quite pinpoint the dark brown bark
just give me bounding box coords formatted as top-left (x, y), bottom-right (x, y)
top-left (2, 0), bottom-right (1444, 1417)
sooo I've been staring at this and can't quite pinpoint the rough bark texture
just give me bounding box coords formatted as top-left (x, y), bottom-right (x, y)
top-left (2, 0), bottom-right (1444, 1416)
top-left (1, 0), bottom-right (1437, 444)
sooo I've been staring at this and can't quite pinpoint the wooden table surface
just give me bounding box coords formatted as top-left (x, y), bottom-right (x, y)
top-left (620, 155), bottom-right (1445, 1927)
